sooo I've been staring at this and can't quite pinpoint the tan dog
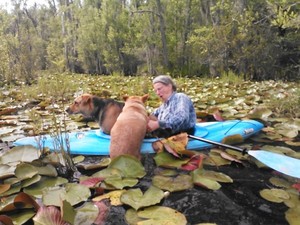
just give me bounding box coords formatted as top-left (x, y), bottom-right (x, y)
top-left (109, 94), bottom-right (149, 160)
top-left (66, 94), bottom-right (124, 134)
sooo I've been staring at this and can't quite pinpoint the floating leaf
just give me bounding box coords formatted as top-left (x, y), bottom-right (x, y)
top-left (15, 163), bottom-right (38, 180)
top-left (0, 184), bottom-right (10, 195)
top-left (181, 154), bottom-right (205, 171)
top-left (269, 177), bottom-right (291, 189)
top-left (0, 145), bottom-right (40, 164)
top-left (23, 176), bottom-right (68, 198)
top-left (0, 164), bottom-right (16, 179)
top-left (248, 107), bottom-right (272, 119)
top-left (42, 183), bottom-right (91, 206)
top-left (260, 188), bottom-right (290, 203)
top-left (135, 206), bottom-right (187, 225)
top-left (76, 157), bottom-right (111, 170)
top-left (73, 202), bottom-right (99, 225)
top-left (108, 155), bottom-right (146, 178)
top-left (154, 151), bottom-right (189, 168)
top-left (222, 134), bottom-right (244, 145)
top-left (93, 190), bottom-right (126, 206)
top-left (61, 200), bottom-right (76, 225)
top-left (104, 177), bottom-right (138, 189)
top-left (80, 177), bottom-right (104, 188)
top-left (33, 206), bottom-right (69, 225)
top-left (120, 186), bottom-right (164, 210)
top-left (192, 168), bottom-right (233, 183)
top-left (285, 205), bottom-right (300, 225)
top-left (152, 174), bottom-right (193, 192)
top-left (0, 215), bottom-right (14, 225)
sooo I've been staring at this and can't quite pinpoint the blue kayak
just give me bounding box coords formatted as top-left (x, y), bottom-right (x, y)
top-left (13, 120), bottom-right (263, 155)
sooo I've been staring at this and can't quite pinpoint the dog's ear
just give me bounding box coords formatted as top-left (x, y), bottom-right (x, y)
top-left (123, 95), bottom-right (129, 101)
top-left (141, 94), bottom-right (149, 103)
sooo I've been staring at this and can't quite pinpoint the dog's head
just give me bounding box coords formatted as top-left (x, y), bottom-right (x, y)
top-left (123, 94), bottom-right (149, 104)
top-left (66, 93), bottom-right (94, 116)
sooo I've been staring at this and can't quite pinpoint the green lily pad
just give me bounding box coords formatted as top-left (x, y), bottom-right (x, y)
top-left (154, 151), bottom-right (189, 168)
top-left (192, 168), bottom-right (233, 183)
top-left (132, 206), bottom-right (187, 225)
top-left (285, 205), bottom-right (300, 225)
top-left (104, 177), bottom-right (138, 189)
top-left (15, 163), bottom-right (38, 180)
top-left (42, 183), bottom-right (91, 206)
top-left (108, 155), bottom-right (146, 178)
top-left (152, 174), bottom-right (193, 192)
top-left (121, 186), bottom-right (164, 210)
top-left (23, 176), bottom-right (68, 198)
top-left (260, 188), bottom-right (290, 203)
top-left (74, 202), bottom-right (99, 225)
top-left (0, 145), bottom-right (40, 164)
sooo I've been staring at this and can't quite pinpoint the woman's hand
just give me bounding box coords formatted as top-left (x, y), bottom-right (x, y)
top-left (147, 119), bottom-right (160, 132)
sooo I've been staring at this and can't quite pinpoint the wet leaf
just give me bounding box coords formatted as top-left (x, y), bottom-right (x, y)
top-left (135, 206), bottom-right (187, 225)
top-left (10, 210), bottom-right (36, 225)
top-left (181, 154), bottom-right (205, 171)
top-left (0, 215), bottom-right (14, 225)
top-left (80, 177), bottom-right (104, 188)
top-left (33, 206), bottom-right (70, 225)
top-left (93, 190), bottom-right (126, 206)
top-left (120, 186), bottom-right (164, 210)
top-left (154, 151), bottom-right (189, 168)
top-left (0, 145), bottom-right (40, 164)
top-left (285, 205), bottom-right (300, 225)
top-left (104, 177), bottom-right (138, 189)
top-left (74, 202), bottom-right (99, 225)
top-left (0, 184), bottom-right (10, 194)
top-left (192, 168), bottom-right (233, 183)
top-left (248, 107), bottom-right (272, 119)
top-left (0, 164), bottom-right (16, 179)
top-left (269, 177), bottom-right (291, 189)
top-left (260, 188), bottom-right (290, 203)
top-left (61, 200), bottom-right (76, 225)
top-left (108, 155), bottom-right (146, 178)
top-left (23, 176), bottom-right (68, 198)
top-left (222, 134), bottom-right (244, 145)
top-left (152, 174), bottom-right (193, 192)
top-left (76, 157), bottom-right (111, 170)
top-left (15, 163), bottom-right (38, 180)
top-left (42, 183), bottom-right (91, 206)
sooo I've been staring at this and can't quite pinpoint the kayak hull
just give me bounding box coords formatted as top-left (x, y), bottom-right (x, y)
top-left (13, 120), bottom-right (263, 155)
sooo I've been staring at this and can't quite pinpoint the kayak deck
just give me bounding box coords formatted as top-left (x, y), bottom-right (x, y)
top-left (13, 120), bottom-right (264, 155)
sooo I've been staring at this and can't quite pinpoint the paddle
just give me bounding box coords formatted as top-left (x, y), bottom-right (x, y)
top-left (188, 134), bottom-right (300, 179)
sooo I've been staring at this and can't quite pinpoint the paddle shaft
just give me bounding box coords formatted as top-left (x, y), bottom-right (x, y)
top-left (188, 135), bottom-right (247, 154)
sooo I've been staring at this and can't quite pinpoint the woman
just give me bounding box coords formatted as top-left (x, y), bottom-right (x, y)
top-left (147, 75), bottom-right (197, 138)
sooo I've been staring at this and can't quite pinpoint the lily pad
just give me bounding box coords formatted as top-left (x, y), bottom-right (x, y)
top-left (42, 183), bottom-right (91, 206)
top-left (260, 188), bottom-right (290, 203)
top-left (128, 206), bottom-right (187, 225)
top-left (120, 186), bottom-right (164, 210)
top-left (93, 190), bottom-right (126, 206)
top-left (0, 145), bottom-right (40, 164)
top-left (108, 155), bottom-right (146, 178)
top-left (152, 174), bottom-right (193, 192)
top-left (154, 151), bottom-right (189, 168)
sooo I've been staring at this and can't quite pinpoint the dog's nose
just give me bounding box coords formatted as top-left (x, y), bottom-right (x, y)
top-left (66, 107), bottom-right (71, 113)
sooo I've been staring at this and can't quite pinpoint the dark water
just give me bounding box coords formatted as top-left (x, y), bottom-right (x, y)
top-left (102, 154), bottom-right (289, 225)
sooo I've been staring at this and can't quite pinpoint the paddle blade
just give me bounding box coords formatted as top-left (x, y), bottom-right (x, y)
top-left (248, 150), bottom-right (300, 179)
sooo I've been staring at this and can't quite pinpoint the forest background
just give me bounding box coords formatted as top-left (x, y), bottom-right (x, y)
top-left (0, 0), bottom-right (299, 85)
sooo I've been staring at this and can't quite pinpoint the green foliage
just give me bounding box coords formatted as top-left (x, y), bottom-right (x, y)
top-left (268, 86), bottom-right (300, 118)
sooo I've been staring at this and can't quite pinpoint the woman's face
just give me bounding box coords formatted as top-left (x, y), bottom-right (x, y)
top-left (153, 82), bottom-right (173, 102)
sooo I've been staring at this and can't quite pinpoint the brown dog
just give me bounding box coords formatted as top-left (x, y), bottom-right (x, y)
top-left (109, 94), bottom-right (149, 160)
top-left (66, 94), bottom-right (124, 134)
